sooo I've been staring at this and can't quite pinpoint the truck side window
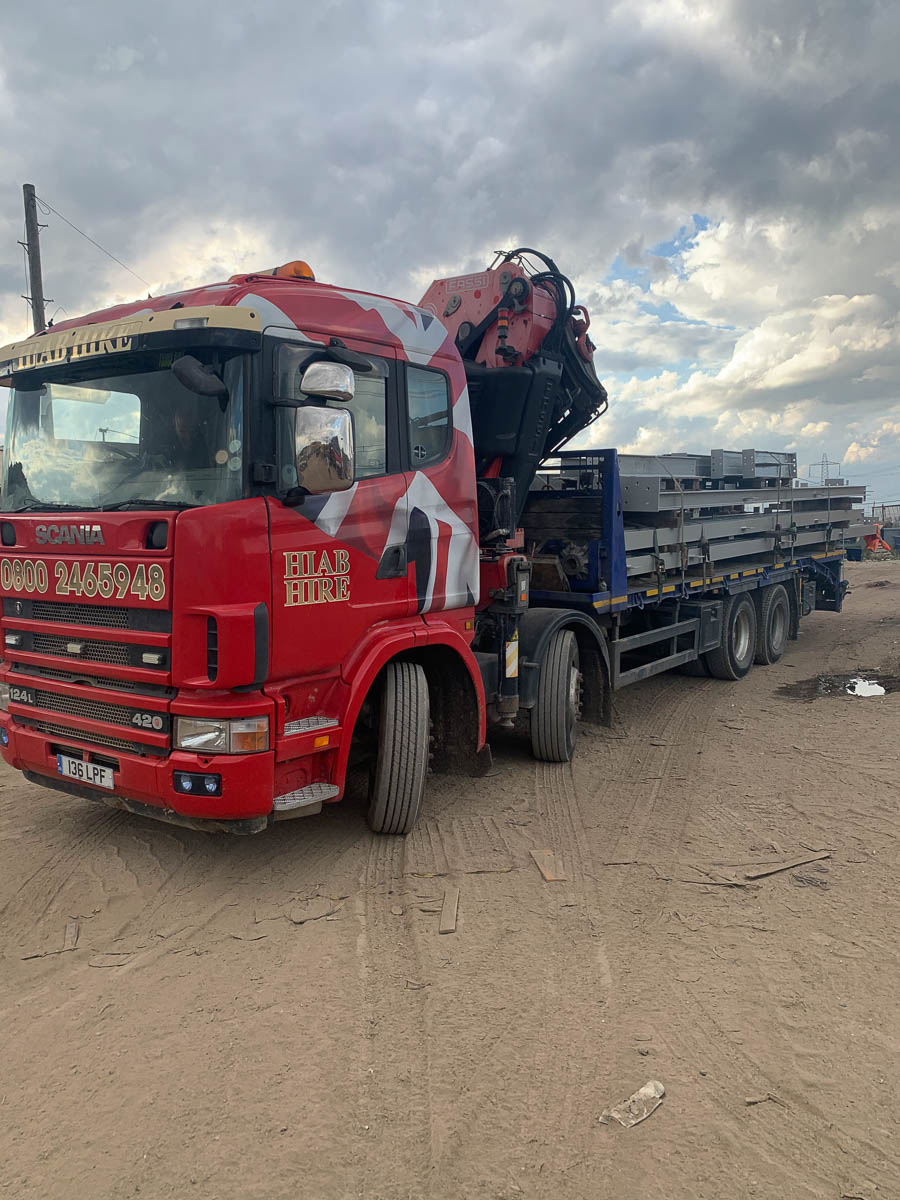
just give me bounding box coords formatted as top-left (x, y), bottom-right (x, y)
top-left (276, 342), bottom-right (390, 482)
top-left (406, 366), bottom-right (451, 468)
top-left (330, 362), bottom-right (387, 479)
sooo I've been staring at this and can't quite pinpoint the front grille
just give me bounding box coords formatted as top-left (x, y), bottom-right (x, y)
top-left (32, 634), bottom-right (129, 665)
top-left (12, 664), bottom-right (173, 697)
top-left (24, 718), bottom-right (152, 755)
top-left (31, 601), bottom-right (129, 629)
top-left (34, 689), bottom-right (136, 728)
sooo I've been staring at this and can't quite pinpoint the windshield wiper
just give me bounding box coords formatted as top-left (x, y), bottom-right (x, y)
top-left (9, 500), bottom-right (88, 513)
top-left (99, 499), bottom-right (196, 511)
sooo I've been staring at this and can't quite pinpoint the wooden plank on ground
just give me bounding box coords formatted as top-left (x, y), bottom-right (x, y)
top-left (439, 886), bottom-right (460, 934)
top-left (744, 851), bottom-right (831, 880)
top-left (530, 850), bottom-right (567, 882)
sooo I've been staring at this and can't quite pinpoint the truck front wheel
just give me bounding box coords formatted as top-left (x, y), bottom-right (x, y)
top-left (705, 593), bottom-right (757, 681)
top-left (367, 661), bottom-right (430, 835)
top-left (531, 629), bottom-right (581, 762)
top-left (755, 584), bottom-right (790, 665)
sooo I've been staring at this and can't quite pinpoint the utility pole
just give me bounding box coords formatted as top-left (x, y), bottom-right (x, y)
top-left (22, 183), bottom-right (47, 333)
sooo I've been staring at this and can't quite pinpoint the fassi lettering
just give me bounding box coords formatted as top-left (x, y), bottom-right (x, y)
top-left (35, 524), bottom-right (105, 546)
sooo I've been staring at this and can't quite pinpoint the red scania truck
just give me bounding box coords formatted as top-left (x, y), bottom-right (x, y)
top-left (0, 249), bottom-right (865, 833)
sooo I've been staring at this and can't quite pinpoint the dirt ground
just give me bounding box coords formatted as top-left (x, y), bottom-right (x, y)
top-left (1, 559), bottom-right (899, 1200)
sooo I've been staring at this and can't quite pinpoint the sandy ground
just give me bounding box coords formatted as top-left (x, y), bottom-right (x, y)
top-left (1, 559), bottom-right (898, 1200)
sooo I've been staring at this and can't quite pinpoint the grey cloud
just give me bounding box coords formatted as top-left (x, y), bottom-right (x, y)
top-left (1, 0), bottom-right (898, 494)
top-left (2, 1), bottom-right (896, 298)
top-left (0, 7), bottom-right (882, 283)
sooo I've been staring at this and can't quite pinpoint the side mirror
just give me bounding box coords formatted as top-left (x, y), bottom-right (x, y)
top-left (299, 361), bottom-right (355, 403)
top-left (172, 355), bottom-right (228, 398)
top-left (294, 406), bottom-right (354, 495)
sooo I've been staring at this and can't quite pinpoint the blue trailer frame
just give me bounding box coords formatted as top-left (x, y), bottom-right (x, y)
top-left (526, 448), bottom-right (847, 690)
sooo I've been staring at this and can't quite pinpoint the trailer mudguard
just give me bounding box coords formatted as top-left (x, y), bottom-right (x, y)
top-left (517, 606), bottom-right (611, 725)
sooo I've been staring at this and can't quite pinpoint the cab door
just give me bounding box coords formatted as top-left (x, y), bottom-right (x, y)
top-left (398, 358), bottom-right (479, 614)
top-left (267, 338), bottom-right (411, 683)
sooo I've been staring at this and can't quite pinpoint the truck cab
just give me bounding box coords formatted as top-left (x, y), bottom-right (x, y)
top-left (0, 263), bottom-right (487, 832)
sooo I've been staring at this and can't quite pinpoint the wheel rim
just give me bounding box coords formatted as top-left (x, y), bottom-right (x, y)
top-left (733, 607), bottom-right (752, 662)
top-left (771, 602), bottom-right (787, 651)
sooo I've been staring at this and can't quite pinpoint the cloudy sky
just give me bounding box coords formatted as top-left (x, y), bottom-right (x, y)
top-left (1, 0), bottom-right (898, 504)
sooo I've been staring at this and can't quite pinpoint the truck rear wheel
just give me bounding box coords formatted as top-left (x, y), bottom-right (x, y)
top-left (705, 593), bottom-right (757, 681)
top-left (755, 584), bottom-right (790, 665)
top-left (367, 661), bottom-right (430, 835)
top-left (531, 629), bottom-right (581, 762)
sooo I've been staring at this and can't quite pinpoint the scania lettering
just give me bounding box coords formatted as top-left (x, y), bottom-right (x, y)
top-left (0, 252), bottom-right (869, 834)
top-left (35, 524), bottom-right (105, 545)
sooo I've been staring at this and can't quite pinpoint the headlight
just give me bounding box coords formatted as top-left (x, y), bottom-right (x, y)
top-left (0, 683), bottom-right (8, 712)
top-left (174, 717), bottom-right (227, 752)
top-left (174, 716), bottom-right (269, 754)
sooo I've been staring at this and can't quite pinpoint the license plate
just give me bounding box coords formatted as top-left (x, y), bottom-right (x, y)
top-left (57, 753), bottom-right (115, 790)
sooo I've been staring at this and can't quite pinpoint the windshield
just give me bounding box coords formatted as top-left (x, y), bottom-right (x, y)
top-left (1, 353), bottom-right (245, 511)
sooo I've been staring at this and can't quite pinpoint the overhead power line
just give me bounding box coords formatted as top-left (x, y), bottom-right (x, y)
top-left (34, 194), bottom-right (152, 291)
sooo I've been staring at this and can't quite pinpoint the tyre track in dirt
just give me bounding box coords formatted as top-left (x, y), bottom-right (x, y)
top-left (572, 674), bottom-right (828, 1191)
top-left (353, 803), bottom-right (550, 1197)
top-left (110, 805), bottom-right (367, 940)
top-left (0, 803), bottom-right (128, 954)
top-left (736, 925), bottom-right (900, 1194)
top-left (591, 678), bottom-right (715, 872)
top-left (1, 790), bottom-right (370, 1020)
top-left (661, 975), bottom-right (900, 1197)
top-left (574, 658), bottom-right (900, 1196)
top-left (355, 762), bottom-right (621, 1198)
top-left (523, 760), bottom-right (614, 1161)
top-left (535, 682), bottom-right (719, 1129)
top-left (422, 801), bottom-right (606, 1195)
top-left (354, 827), bottom-right (437, 1199)
top-left (358, 681), bottom-right (715, 1192)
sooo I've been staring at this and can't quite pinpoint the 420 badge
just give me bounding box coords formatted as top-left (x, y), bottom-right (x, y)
top-left (0, 557), bottom-right (166, 602)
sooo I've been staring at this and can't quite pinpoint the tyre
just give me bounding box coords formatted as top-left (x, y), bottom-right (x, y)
top-left (366, 661), bottom-right (429, 835)
top-left (754, 583), bottom-right (790, 665)
top-left (530, 629), bottom-right (581, 762)
top-left (705, 593), bottom-right (757, 680)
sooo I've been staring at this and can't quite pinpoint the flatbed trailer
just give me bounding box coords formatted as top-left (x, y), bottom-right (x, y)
top-left (510, 446), bottom-right (868, 695)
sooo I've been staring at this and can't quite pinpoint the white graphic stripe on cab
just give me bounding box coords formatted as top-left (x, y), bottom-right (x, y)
top-left (313, 484), bottom-right (359, 539)
top-left (335, 291), bottom-right (449, 366)
top-left (383, 471), bottom-right (479, 613)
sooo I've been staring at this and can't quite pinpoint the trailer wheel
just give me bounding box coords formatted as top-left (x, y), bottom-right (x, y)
top-left (755, 584), bottom-right (790, 665)
top-left (366, 661), bottom-right (430, 835)
top-left (705, 593), bottom-right (757, 681)
top-left (531, 629), bottom-right (581, 762)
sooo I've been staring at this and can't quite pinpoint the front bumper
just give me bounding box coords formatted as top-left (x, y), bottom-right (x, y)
top-left (1, 713), bottom-right (275, 826)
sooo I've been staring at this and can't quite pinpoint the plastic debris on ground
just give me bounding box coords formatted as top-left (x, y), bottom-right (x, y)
top-left (599, 1080), bottom-right (666, 1128)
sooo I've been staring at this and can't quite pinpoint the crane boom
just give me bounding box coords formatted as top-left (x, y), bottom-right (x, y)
top-left (420, 248), bottom-right (608, 539)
